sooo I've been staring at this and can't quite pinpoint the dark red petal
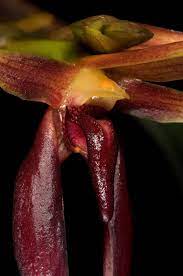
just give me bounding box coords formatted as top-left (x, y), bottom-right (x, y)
top-left (113, 78), bottom-right (183, 123)
top-left (13, 109), bottom-right (68, 275)
top-left (103, 140), bottom-right (133, 276)
top-left (78, 114), bottom-right (117, 223)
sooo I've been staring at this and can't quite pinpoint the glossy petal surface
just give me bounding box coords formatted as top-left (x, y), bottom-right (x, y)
top-left (79, 114), bottom-right (117, 222)
top-left (13, 109), bottom-right (68, 276)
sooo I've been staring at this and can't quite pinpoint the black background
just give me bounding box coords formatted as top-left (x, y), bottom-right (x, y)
top-left (0, 1), bottom-right (183, 275)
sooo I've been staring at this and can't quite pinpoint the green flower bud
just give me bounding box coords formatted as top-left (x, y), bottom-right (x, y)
top-left (70, 15), bottom-right (153, 53)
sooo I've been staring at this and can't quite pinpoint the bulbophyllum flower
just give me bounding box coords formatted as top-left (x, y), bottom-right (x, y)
top-left (0, 14), bottom-right (183, 276)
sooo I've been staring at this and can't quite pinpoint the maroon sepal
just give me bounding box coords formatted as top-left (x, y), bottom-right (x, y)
top-left (13, 109), bottom-right (68, 276)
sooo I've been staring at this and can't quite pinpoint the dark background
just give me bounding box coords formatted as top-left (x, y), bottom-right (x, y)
top-left (0, 1), bottom-right (183, 275)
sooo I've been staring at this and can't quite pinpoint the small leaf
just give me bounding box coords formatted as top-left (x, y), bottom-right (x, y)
top-left (2, 39), bottom-right (79, 61)
top-left (113, 78), bottom-right (183, 123)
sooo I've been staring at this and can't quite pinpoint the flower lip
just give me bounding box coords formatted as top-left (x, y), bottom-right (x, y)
top-left (65, 67), bottom-right (129, 110)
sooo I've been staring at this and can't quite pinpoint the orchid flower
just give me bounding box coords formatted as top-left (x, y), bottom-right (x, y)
top-left (0, 13), bottom-right (183, 276)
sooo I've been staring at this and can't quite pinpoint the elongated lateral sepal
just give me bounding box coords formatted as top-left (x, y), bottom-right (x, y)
top-left (103, 141), bottom-right (133, 276)
top-left (13, 109), bottom-right (68, 276)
